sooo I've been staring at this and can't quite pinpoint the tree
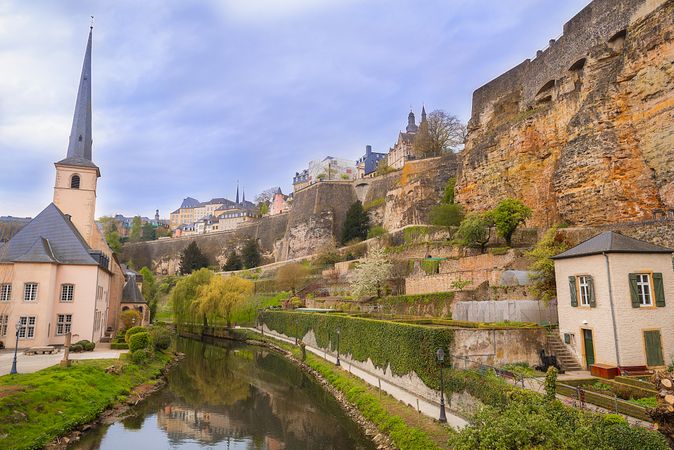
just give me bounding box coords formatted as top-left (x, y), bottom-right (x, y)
top-left (222, 249), bottom-right (243, 272)
top-left (350, 247), bottom-right (392, 299)
top-left (106, 230), bottom-right (122, 254)
top-left (241, 239), bottom-right (262, 269)
top-left (427, 110), bottom-right (466, 154)
top-left (490, 198), bottom-right (533, 246)
top-left (141, 222), bottom-right (156, 241)
top-left (442, 177), bottom-right (456, 204)
top-left (255, 187), bottom-right (281, 205)
top-left (375, 158), bottom-right (395, 176)
top-left (341, 201), bottom-right (370, 245)
top-left (275, 263), bottom-right (309, 295)
top-left (129, 216), bottom-right (143, 242)
top-left (527, 226), bottom-right (570, 304)
top-left (171, 268), bottom-right (213, 325)
top-left (456, 213), bottom-right (492, 253)
top-left (156, 226), bottom-right (172, 238)
top-left (429, 203), bottom-right (464, 227)
top-left (139, 267), bottom-right (159, 322)
top-left (120, 309), bottom-right (142, 331)
top-left (196, 276), bottom-right (254, 328)
top-left (179, 241), bottom-right (210, 275)
top-left (259, 202), bottom-right (270, 216)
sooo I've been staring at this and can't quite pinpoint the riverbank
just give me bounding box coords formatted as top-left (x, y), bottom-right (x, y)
top-left (224, 329), bottom-right (455, 450)
top-left (0, 351), bottom-right (177, 450)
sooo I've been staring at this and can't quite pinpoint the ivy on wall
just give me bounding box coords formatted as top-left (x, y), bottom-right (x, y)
top-left (259, 311), bottom-right (454, 390)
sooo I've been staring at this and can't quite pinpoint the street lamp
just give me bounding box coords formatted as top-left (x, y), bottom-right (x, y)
top-left (436, 348), bottom-right (447, 423)
top-left (335, 328), bottom-right (341, 367)
top-left (10, 319), bottom-right (22, 375)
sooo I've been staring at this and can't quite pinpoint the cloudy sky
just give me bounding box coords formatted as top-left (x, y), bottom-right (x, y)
top-left (0, 0), bottom-right (588, 218)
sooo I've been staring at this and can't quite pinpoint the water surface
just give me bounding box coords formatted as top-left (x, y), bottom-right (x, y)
top-left (72, 338), bottom-right (374, 450)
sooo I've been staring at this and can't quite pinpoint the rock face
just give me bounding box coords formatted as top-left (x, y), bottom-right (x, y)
top-left (456, 0), bottom-right (674, 227)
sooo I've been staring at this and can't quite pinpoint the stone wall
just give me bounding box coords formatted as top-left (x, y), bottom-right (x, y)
top-left (457, 0), bottom-right (673, 227)
top-left (451, 328), bottom-right (547, 368)
top-left (452, 300), bottom-right (558, 325)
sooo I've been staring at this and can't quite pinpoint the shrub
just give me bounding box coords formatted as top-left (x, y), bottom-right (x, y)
top-left (367, 226), bottom-right (386, 239)
top-left (149, 326), bottom-right (172, 351)
top-left (363, 197), bottom-right (385, 211)
top-left (125, 326), bottom-right (147, 343)
top-left (130, 348), bottom-right (151, 365)
top-left (74, 340), bottom-right (96, 351)
top-left (128, 332), bottom-right (151, 353)
top-left (110, 342), bottom-right (129, 350)
top-left (69, 344), bottom-right (84, 353)
top-left (429, 203), bottom-right (464, 227)
top-left (119, 309), bottom-right (142, 331)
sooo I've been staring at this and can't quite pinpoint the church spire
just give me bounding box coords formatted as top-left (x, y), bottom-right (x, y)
top-left (421, 105), bottom-right (427, 123)
top-left (236, 181), bottom-right (240, 204)
top-left (62, 27), bottom-right (95, 167)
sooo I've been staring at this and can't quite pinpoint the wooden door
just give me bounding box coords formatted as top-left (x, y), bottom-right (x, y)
top-left (583, 329), bottom-right (595, 368)
top-left (644, 330), bottom-right (664, 366)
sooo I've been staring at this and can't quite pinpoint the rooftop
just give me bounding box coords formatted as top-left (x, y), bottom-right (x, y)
top-left (552, 231), bottom-right (673, 260)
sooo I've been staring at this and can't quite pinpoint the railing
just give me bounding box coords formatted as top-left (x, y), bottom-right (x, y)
top-left (555, 383), bottom-right (650, 421)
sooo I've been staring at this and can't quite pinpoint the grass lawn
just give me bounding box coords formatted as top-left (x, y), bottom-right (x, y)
top-left (240, 330), bottom-right (454, 450)
top-left (0, 352), bottom-right (172, 450)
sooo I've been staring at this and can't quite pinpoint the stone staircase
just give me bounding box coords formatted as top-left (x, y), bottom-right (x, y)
top-left (546, 331), bottom-right (583, 372)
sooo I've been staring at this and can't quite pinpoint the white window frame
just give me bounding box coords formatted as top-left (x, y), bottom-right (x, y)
top-left (23, 283), bottom-right (38, 302)
top-left (0, 283), bottom-right (11, 301)
top-left (578, 276), bottom-right (591, 306)
top-left (60, 284), bottom-right (75, 303)
top-left (0, 314), bottom-right (8, 337)
top-left (18, 316), bottom-right (36, 339)
top-left (56, 314), bottom-right (72, 336)
top-left (636, 273), bottom-right (653, 306)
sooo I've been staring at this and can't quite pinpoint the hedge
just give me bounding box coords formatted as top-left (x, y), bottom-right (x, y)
top-left (259, 311), bottom-right (453, 390)
top-left (128, 332), bottom-right (151, 353)
top-left (379, 292), bottom-right (454, 307)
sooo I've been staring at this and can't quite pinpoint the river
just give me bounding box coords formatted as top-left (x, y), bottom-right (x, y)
top-left (71, 338), bottom-right (375, 450)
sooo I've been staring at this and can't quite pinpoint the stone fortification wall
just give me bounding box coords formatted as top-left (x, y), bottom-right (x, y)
top-left (470, 0), bottom-right (654, 123)
top-left (457, 0), bottom-right (673, 227)
top-left (121, 213), bottom-right (289, 273)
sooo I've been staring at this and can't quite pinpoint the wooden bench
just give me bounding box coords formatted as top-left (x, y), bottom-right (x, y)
top-left (23, 346), bottom-right (58, 355)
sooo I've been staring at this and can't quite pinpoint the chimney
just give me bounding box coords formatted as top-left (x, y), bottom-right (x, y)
top-left (64, 214), bottom-right (72, 221)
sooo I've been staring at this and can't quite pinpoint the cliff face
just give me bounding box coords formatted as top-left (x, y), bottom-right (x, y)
top-left (457, 0), bottom-right (673, 227)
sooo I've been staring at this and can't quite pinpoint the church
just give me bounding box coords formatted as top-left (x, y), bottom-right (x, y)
top-left (0, 28), bottom-right (129, 347)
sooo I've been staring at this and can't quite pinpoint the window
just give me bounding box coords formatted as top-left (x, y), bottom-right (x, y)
top-left (56, 314), bottom-right (72, 335)
top-left (18, 316), bottom-right (36, 339)
top-left (70, 174), bottom-right (80, 189)
top-left (60, 284), bottom-right (74, 302)
top-left (578, 276), bottom-right (591, 306)
top-left (636, 274), bottom-right (652, 306)
top-left (23, 283), bottom-right (38, 302)
top-left (0, 284), bottom-right (11, 301)
top-left (0, 315), bottom-right (7, 337)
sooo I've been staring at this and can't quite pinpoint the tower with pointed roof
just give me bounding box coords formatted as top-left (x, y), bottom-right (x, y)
top-left (53, 27), bottom-right (100, 246)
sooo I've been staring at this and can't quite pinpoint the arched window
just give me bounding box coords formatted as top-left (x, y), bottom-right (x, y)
top-left (70, 174), bottom-right (81, 189)
top-left (569, 58), bottom-right (587, 72)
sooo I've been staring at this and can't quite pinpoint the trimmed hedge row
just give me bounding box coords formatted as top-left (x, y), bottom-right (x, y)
top-left (259, 311), bottom-right (453, 390)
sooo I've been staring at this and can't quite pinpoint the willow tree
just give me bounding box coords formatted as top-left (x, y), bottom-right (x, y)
top-left (171, 268), bottom-right (213, 326)
top-left (196, 276), bottom-right (254, 328)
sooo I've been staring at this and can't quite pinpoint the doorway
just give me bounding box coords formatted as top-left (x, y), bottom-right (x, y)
top-left (644, 330), bottom-right (664, 366)
top-left (582, 328), bottom-right (595, 368)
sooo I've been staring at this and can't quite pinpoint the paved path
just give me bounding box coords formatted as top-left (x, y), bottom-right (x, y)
top-left (0, 344), bottom-right (128, 376)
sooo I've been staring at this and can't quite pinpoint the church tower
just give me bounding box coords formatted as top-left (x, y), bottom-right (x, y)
top-left (53, 27), bottom-right (100, 246)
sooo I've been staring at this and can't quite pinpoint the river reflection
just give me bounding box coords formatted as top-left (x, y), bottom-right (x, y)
top-left (72, 338), bottom-right (374, 450)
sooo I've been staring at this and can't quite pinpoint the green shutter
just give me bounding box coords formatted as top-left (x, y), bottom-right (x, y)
top-left (569, 276), bottom-right (578, 307)
top-left (588, 276), bottom-right (596, 307)
top-left (654, 273), bottom-right (665, 307)
top-left (629, 273), bottom-right (640, 308)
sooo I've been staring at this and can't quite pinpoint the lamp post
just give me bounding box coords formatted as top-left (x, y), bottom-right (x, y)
top-left (335, 328), bottom-right (341, 367)
top-left (10, 319), bottom-right (22, 375)
top-left (436, 348), bottom-right (447, 423)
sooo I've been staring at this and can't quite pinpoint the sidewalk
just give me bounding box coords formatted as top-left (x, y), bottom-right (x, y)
top-left (0, 343), bottom-right (128, 376)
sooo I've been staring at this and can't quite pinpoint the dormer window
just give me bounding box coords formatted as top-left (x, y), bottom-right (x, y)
top-left (71, 174), bottom-right (81, 189)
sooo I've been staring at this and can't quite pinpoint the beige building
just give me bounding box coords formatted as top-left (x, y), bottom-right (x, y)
top-left (387, 109), bottom-right (424, 170)
top-left (0, 28), bottom-right (124, 348)
top-left (553, 232), bottom-right (674, 370)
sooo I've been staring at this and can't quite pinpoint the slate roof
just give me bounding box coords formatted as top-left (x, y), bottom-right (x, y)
top-left (122, 274), bottom-right (146, 304)
top-left (552, 231), bottom-right (673, 260)
top-left (180, 197), bottom-right (201, 208)
top-left (0, 203), bottom-right (97, 265)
